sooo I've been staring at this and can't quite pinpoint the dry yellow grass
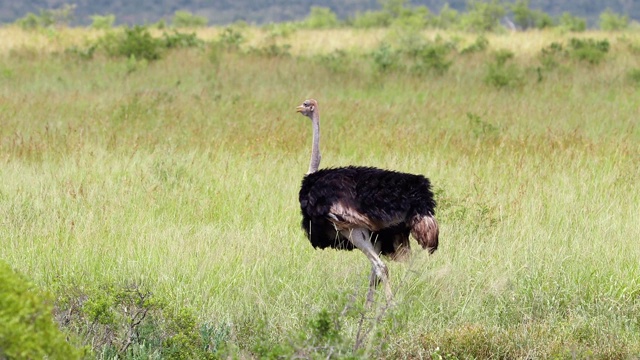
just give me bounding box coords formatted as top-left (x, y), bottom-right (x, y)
top-left (3, 25), bottom-right (638, 58)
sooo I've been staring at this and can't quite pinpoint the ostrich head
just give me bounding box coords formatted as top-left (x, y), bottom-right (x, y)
top-left (296, 99), bottom-right (318, 119)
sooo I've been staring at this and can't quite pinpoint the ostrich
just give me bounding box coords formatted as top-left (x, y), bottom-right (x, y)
top-left (296, 99), bottom-right (439, 304)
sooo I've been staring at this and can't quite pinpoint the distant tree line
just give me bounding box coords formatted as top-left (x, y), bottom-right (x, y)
top-left (4, 0), bottom-right (638, 30)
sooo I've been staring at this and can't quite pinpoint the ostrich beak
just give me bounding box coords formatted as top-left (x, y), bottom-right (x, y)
top-left (296, 105), bottom-right (305, 113)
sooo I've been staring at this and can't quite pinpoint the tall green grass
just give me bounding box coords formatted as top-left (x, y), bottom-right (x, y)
top-left (0, 27), bottom-right (639, 358)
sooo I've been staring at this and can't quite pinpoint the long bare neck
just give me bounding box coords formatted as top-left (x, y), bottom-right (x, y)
top-left (308, 111), bottom-right (321, 174)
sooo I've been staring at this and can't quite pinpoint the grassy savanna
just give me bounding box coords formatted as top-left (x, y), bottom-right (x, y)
top-left (1, 25), bottom-right (639, 358)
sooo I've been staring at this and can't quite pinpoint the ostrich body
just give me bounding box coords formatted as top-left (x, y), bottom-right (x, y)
top-left (296, 99), bottom-right (439, 304)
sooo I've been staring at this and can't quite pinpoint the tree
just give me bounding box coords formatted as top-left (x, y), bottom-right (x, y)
top-left (558, 12), bottom-right (586, 32)
top-left (599, 8), bottom-right (629, 31)
top-left (303, 7), bottom-right (340, 28)
top-left (172, 10), bottom-right (208, 27)
top-left (461, 0), bottom-right (507, 32)
top-left (432, 4), bottom-right (460, 29)
top-left (511, 0), bottom-right (554, 30)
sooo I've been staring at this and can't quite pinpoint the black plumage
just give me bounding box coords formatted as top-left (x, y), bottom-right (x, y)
top-left (299, 166), bottom-right (438, 257)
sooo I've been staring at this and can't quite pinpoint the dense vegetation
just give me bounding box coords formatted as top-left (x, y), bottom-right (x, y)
top-left (0, 19), bottom-right (639, 359)
top-left (2, 0), bottom-right (639, 27)
top-left (0, 261), bottom-right (82, 359)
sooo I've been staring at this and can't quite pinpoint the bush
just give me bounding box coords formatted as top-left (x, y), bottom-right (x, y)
top-left (372, 43), bottom-right (400, 72)
top-left (432, 4), bottom-right (460, 29)
top-left (351, 10), bottom-right (391, 28)
top-left (410, 42), bottom-right (453, 75)
top-left (15, 4), bottom-right (76, 29)
top-left (15, 11), bottom-right (55, 29)
top-left (484, 49), bottom-right (524, 88)
top-left (390, 5), bottom-right (431, 29)
top-left (249, 43), bottom-right (292, 58)
top-left (172, 10), bottom-right (208, 28)
top-left (302, 6), bottom-right (340, 29)
top-left (66, 27), bottom-right (203, 62)
top-left (0, 261), bottom-right (81, 359)
top-left (627, 68), bottom-right (640, 86)
top-left (533, 11), bottom-right (555, 29)
top-left (119, 26), bottom-right (163, 61)
top-left (249, 303), bottom-right (372, 359)
top-left (539, 42), bottom-right (564, 69)
top-left (538, 38), bottom-right (609, 67)
top-left (568, 38), bottom-right (609, 64)
top-left (162, 31), bottom-right (205, 49)
top-left (55, 282), bottom-right (229, 358)
top-left (90, 14), bottom-right (115, 29)
top-left (350, 0), bottom-right (420, 28)
top-left (461, 0), bottom-right (506, 32)
top-left (510, 0), bottom-right (554, 30)
top-left (217, 26), bottom-right (245, 49)
top-left (315, 49), bottom-right (352, 73)
top-left (461, 35), bottom-right (489, 54)
top-left (101, 26), bottom-right (163, 61)
top-left (510, 0), bottom-right (535, 29)
top-left (558, 12), bottom-right (586, 32)
top-left (599, 8), bottom-right (629, 31)
top-left (263, 22), bottom-right (299, 38)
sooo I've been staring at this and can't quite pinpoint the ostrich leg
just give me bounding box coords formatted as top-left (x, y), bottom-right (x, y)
top-left (341, 228), bottom-right (394, 305)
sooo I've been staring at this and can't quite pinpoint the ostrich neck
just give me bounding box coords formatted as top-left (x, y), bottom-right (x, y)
top-left (308, 112), bottom-right (321, 174)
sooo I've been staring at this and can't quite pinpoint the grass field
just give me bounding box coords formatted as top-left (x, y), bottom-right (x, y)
top-left (1, 25), bottom-right (639, 358)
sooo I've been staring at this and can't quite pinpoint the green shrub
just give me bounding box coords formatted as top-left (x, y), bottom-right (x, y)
top-left (494, 49), bottom-right (514, 66)
top-left (510, 0), bottom-right (535, 29)
top-left (65, 44), bottom-right (97, 60)
top-left (381, 0), bottom-right (410, 19)
top-left (351, 10), bottom-right (391, 28)
top-left (538, 38), bottom-right (609, 67)
top-left (67, 27), bottom-right (202, 61)
top-left (461, 35), bottom-right (489, 54)
top-left (154, 19), bottom-right (167, 29)
top-left (316, 49), bottom-right (352, 73)
top-left (558, 12), bottom-right (586, 32)
top-left (432, 4), bottom-right (460, 29)
top-left (372, 43), bottom-right (400, 72)
top-left (568, 38), bottom-right (609, 64)
top-left (55, 282), bottom-right (228, 358)
top-left (112, 26), bottom-right (162, 61)
top-left (422, 324), bottom-right (511, 359)
top-left (15, 4), bottom-right (76, 29)
top-left (217, 26), bottom-right (245, 49)
top-left (626, 68), bottom-right (640, 86)
top-left (172, 10), bottom-right (208, 28)
top-left (249, 305), bottom-right (366, 359)
top-left (15, 11), bottom-right (55, 29)
top-left (533, 11), bottom-right (555, 29)
top-left (510, 0), bottom-right (554, 30)
top-left (467, 112), bottom-right (500, 138)
top-left (0, 261), bottom-right (81, 359)
top-left (460, 0), bottom-right (506, 32)
top-left (539, 42), bottom-right (564, 69)
top-left (302, 6), bottom-right (340, 29)
top-left (390, 5), bottom-right (430, 28)
top-left (162, 31), bottom-right (205, 49)
top-left (599, 8), bottom-right (629, 31)
top-left (263, 22), bottom-right (299, 38)
top-left (248, 42), bottom-right (291, 58)
top-left (410, 42), bottom-right (453, 75)
top-left (484, 49), bottom-right (524, 88)
top-left (90, 14), bottom-right (115, 29)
